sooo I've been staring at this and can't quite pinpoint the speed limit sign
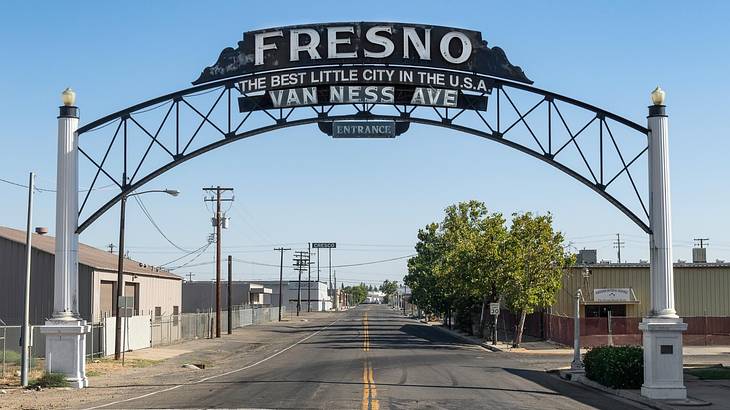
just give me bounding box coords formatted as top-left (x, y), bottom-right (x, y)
top-left (489, 303), bottom-right (500, 316)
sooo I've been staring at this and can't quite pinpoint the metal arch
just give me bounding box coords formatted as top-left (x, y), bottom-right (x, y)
top-left (75, 67), bottom-right (651, 234)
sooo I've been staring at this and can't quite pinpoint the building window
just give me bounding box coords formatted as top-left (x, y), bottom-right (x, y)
top-left (154, 306), bottom-right (162, 319)
top-left (585, 304), bottom-right (627, 317)
top-left (173, 306), bottom-right (179, 326)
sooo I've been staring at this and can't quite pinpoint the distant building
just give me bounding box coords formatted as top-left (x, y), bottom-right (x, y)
top-left (182, 281), bottom-right (273, 313)
top-left (0, 226), bottom-right (182, 325)
top-left (255, 280), bottom-right (332, 311)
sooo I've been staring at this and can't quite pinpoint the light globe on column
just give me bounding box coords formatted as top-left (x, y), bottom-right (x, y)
top-left (62, 88), bottom-right (76, 106)
top-left (651, 86), bottom-right (665, 105)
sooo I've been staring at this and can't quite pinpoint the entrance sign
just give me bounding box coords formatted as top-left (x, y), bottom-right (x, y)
top-left (54, 20), bottom-right (683, 398)
top-left (312, 242), bottom-right (336, 249)
top-left (332, 121), bottom-right (396, 139)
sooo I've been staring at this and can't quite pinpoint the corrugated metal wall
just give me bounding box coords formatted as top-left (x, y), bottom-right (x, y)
top-left (554, 264), bottom-right (730, 317)
top-left (0, 237), bottom-right (56, 325)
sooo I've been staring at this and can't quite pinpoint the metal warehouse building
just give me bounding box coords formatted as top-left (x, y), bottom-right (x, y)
top-left (542, 260), bottom-right (730, 346)
top-left (0, 226), bottom-right (182, 326)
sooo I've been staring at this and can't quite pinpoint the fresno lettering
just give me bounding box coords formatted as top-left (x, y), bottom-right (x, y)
top-left (255, 25), bottom-right (473, 66)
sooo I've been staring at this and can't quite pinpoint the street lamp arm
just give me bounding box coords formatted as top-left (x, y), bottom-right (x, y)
top-left (126, 188), bottom-right (179, 198)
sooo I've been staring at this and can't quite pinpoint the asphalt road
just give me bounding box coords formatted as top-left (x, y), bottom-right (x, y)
top-left (93, 305), bottom-right (646, 409)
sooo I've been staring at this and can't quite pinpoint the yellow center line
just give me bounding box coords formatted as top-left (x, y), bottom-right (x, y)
top-left (362, 312), bottom-right (370, 352)
top-left (361, 313), bottom-right (379, 409)
top-left (369, 362), bottom-right (379, 410)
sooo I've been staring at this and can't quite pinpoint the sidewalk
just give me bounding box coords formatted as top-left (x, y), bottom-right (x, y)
top-left (429, 320), bottom-right (730, 409)
top-left (0, 310), bottom-right (343, 409)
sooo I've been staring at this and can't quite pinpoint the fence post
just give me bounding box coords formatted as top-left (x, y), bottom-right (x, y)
top-left (607, 310), bottom-right (613, 346)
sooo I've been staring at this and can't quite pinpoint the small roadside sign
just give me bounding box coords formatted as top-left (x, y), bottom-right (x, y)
top-left (118, 295), bottom-right (135, 318)
top-left (312, 242), bottom-right (336, 249)
top-left (489, 303), bottom-right (500, 316)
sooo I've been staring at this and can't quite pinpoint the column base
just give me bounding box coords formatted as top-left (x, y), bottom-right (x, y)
top-left (40, 319), bottom-right (91, 388)
top-left (639, 317), bottom-right (688, 400)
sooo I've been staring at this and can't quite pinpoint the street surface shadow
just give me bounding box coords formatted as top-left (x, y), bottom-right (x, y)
top-left (503, 368), bottom-right (645, 410)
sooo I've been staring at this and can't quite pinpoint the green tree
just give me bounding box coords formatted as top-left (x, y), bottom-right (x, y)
top-left (502, 212), bottom-right (574, 347)
top-left (343, 284), bottom-right (368, 304)
top-left (379, 280), bottom-right (399, 303)
top-left (440, 201), bottom-right (507, 337)
top-left (405, 223), bottom-right (449, 318)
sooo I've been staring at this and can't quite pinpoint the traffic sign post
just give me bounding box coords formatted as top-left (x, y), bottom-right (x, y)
top-left (490, 302), bottom-right (500, 345)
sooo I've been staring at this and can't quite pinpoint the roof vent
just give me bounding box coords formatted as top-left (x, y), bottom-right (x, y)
top-left (35, 227), bottom-right (48, 235)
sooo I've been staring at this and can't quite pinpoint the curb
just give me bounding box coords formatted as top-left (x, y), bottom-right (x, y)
top-left (559, 370), bottom-right (710, 409)
top-left (426, 323), bottom-right (505, 352)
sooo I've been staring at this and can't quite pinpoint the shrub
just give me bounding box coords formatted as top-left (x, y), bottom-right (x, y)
top-left (28, 372), bottom-right (69, 389)
top-left (583, 345), bottom-right (643, 389)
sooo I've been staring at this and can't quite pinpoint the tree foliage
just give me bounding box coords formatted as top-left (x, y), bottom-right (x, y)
top-left (343, 284), bottom-right (368, 304)
top-left (404, 201), bottom-right (574, 345)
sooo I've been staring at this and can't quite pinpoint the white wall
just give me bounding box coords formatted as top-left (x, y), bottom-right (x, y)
top-left (104, 315), bottom-right (151, 355)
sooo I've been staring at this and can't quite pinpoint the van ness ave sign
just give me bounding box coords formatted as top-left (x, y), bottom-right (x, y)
top-left (193, 22), bottom-right (531, 85)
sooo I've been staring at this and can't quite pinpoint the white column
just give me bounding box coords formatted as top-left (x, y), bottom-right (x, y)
top-left (41, 89), bottom-right (90, 388)
top-left (640, 87), bottom-right (687, 400)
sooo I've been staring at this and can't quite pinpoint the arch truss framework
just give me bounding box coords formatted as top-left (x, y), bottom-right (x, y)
top-left (75, 70), bottom-right (650, 234)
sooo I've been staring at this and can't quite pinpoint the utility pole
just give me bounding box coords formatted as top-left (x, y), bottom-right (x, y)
top-left (227, 255), bottom-right (232, 335)
top-left (327, 248), bottom-right (332, 293)
top-left (20, 172), bottom-right (34, 387)
top-left (316, 248), bottom-right (320, 310)
top-left (613, 233), bottom-right (625, 263)
top-left (334, 269), bottom-right (338, 311)
top-left (694, 238), bottom-right (709, 249)
top-left (274, 247), bottom-right (290, 321)
top-left (203, 186), bottom-right (234, 338)
top-left (307, 242), bottom-right (311, 312)
top-left (107, 243), bottom-right (115, 253)
top-left (186, 272), bottom-right (195, 282)
top-left (293, 251), bottom-right (309, 316)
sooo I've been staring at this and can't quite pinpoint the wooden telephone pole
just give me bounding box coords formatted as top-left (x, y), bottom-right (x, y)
top-left (203, 186), bottom-right (234, 338)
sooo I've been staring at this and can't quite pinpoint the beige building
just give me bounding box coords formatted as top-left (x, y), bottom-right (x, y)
top-left (0, 226), bottom-right (182, 325)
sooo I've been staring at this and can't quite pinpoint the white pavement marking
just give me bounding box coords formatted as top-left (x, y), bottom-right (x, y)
top-left (84, 314), bottom-right (345, 409)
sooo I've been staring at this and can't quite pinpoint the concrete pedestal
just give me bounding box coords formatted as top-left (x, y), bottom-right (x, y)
top-left (40, 319), bottom-right (91, 388)
top-left (639, 317), bottom-right (688, 400)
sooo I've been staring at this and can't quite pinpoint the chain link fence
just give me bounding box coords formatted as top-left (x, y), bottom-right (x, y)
top-left (0, 305), bottom-right (285, 376)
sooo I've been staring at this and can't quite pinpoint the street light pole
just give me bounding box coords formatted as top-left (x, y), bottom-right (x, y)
top-left (114, 194), bottom-right (127, 360)
top-left (571, 289), bottom-right (583, 370)
top-left (114, 188), bottom-right (179, 360)
top-left (20, 172), bottom-right (34, 387)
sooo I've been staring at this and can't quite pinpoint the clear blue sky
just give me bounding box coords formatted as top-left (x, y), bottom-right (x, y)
top-left (1, 1), bottom-right (729, 285)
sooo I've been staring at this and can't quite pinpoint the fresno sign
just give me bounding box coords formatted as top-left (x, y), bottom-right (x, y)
top-left (195, 23), bottom-right (530, 124)
top-left (194, 22), bottom-right (531, 85)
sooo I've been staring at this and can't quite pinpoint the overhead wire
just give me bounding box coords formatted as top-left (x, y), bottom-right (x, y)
top-left (133, 195), bottom-right (193, 253)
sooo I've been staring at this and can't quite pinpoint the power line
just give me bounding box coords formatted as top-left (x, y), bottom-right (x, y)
top-left (0, 177), bottom-right (115, 193)
top-left (160, 243), bottom-right (211, 267)
top-left (133, 195), bottom-right (192, 253)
